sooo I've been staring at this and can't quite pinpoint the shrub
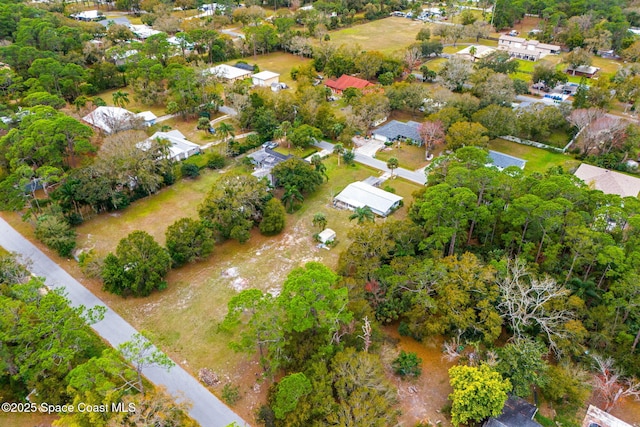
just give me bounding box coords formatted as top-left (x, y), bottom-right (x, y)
top-left (206, 152), bottom-right (226, 169)
top-left (181, 162), bottom-right (200, 178)
top-left (259, 198), bottom-right (286, 236)
top-left (35, 214), bottom-right (76, 258)
top-left (392, 350), bottom-right (422, 378)
top-left (222, 383), bottom-right (240, 405)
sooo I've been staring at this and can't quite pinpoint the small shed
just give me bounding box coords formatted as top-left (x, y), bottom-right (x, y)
top-left (252, 71), bottom-right (280, 87)
top-left (137, 111), bottom-right (157, 127)
top-left (318, 228), bottom-right (336, 244)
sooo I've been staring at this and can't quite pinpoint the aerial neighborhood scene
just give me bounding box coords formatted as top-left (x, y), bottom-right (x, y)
top-left (3, 0), bottom-right (640, 426)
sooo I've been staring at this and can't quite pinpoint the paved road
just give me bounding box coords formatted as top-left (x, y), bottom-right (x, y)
top-left (314, 140), bottom-right (427, 185)
top-left (0, 218), bottom-right (249, 427)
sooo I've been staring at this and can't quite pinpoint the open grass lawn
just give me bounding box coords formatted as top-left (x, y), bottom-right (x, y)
top-left (0, 245), bottom-right (8, 256)
top-left (375, 143), bottom-right (428, 170)
top-left (424, 56), bottom-right (447, 71)
top-left (273, 144), bottom-right (318, 158)
top-left (328, 17), bottom-right (428, 54)
top-left (489, 138), bottom-right (580, 174)
top-left (158, 116), bottom-right (226, 145)
top-left (546, 129), bottom-right (572, 148)
top-left (229, 52), bottom-right (310, 86)
top-left (69, 157), bottom-right (422, 421)
top-left (96, 87), bottom-right (167, 117)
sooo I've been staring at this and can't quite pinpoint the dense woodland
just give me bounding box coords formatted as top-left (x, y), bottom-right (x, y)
top-left (1, 0), bottom-right (640, 425)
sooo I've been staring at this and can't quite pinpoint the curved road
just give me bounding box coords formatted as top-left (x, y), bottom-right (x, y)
top-left (0, 217), bottom-right (248, 427)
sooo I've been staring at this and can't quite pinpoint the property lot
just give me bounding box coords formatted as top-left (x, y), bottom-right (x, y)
top-left (488, 138), bottom-right (580, 174)
top-left (328, 16), bottom-right (428, 53)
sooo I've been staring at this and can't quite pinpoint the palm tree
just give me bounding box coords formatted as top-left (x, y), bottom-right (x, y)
top-left (112, 90), bottom-right (130, 108)
top-left (276, 120), bottom-right (292, 147)
top-left (282, 186), bottom-right (304, 213)
top-left (349, 206), bottom-right (375, 224)
top-left (333, 143), bottom-right (345, 166)
top-left (312, 212), bottom-right (328, 230)
top-left (469, 45), bottom-right (477, 59)
top-left (310, 154), bottom-right (328, 181)
top-left (387, 157), bottom-right (399, 177)
top-left (217, 122), bottom-right (235, 155)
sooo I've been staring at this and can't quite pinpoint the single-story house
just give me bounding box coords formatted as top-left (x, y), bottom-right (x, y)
top-left (325, 74), bottom-right (373, 94)
top-left (498, 35), bottom-right (560, 61)
top-left (582, 405), bottom-right (633, 427)
top-left (484, 396), bottom-right (542, 427)
top-left (204, 64), bottom-right (253, 83)
top-left (252, 70), bottom-right (280, 87)
top-left (488, 150), bottom-right (526, 171)
top-left (137, 111), bottom-right (157, 127)
top-left (372, 120), bottom-right (422, 145)
top-left (71, 10), bottom-right (103, 21)
top-left (109, 48), bottom-right (138, 66)
top-left (82, 106), bottom-right (139, 134)
top-left (456, 45), bottom-right (496, 61)
top-left (247, 148), bottom-right (293, 185)
top-left (566, 65), bottom-right (600, 78)
top-left (333, 181), bottom-right (403, 217)
top-left (574, 163), bottom-right (640, 198)
top-left (141, 130), bottom-right (201, 161)
top-left (129, 25), bottom-right (163, 40)
top-left (318, 228), bottom-right (336, 244)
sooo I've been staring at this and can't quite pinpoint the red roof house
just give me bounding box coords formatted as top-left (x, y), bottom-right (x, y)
top-left (325, 74), bottom-right (373, 94)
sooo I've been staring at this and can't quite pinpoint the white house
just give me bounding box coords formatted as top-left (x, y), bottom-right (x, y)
top-left (498, 35), bottom-right (560, 61)
top-left (82, 106), bottom-right (139, 134)
top-left (141, 130), bottom-right (201, 161)
top-left (129, 25), bottom-right (163, 40)
top-left (204, 64), bottom-right (253, 82)
top-left (456, 45), bottom-right (496, 61)
top-left (71, 10), bottom-right (103, 21)
top-left (334, 181), bottom-right (403, 217)
top-left (137, 111), bottom-right (157, 127)
top-left (252, 70), bottom-right (280, 87)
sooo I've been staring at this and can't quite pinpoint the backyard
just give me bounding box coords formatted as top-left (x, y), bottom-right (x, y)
top-left (375, 142), bottom-right (430, 170)
top-left (488, 138), bottom-right (580, 174)
top-left (227, 52), bottom-right (310, 87)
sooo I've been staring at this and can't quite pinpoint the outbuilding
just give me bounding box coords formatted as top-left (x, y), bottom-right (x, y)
top-left (317, 228), bottom-right (336, 244)
top-left (252, 70), bottom-right (280, 87)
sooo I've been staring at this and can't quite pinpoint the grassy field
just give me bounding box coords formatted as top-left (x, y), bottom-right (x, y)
top-left (228, 52), bottom-right (310, 86)
top-left (375, 143), bottom-right (428, 170)
top-left (96, 87), bottom-right (168, 117)
top-left (0, 413), bottom-right (58, 427)
top-left (489, 138), bottom-right (580, 174)
top-left (70, 156), bottom-right (422, 420)
top-left (328, 16), bottom-right (428, 53)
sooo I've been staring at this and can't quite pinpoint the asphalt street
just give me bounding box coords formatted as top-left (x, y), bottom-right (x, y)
top-left (0, 217), bottom-right (248, 427)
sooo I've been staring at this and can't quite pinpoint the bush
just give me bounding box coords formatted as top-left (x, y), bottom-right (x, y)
top-left (165, 218), bottom-right (214, 267)
top-left (181, 162), bottom-right (200, 178)
top-left (35, 214), bottom-right (76, 258)
top-left (392, 350), bottom-right (422, 378)
top-left (222, 383), bottom-right (240, 405)
top-left (206, 152), bottom-right (226, 169)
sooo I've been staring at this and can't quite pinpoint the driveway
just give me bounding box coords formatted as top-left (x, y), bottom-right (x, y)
top-left (354, 138), bottom-right (386, 157)
top-left (314, 140), bottom-right (427, 185)
top-left (0, 217), bottom-right (249, 427)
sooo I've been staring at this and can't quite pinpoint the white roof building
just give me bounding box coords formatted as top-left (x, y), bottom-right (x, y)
top-left (130, 25), bottom-right (163, 40)
top-left (582, 405), bottom-right (633, 427)
top-left (318, 228), bottom-right (336, 244)
top-left (137, 111), bottom-right (157, 126)
top-left (456, 45), bottom-right (496, 61)
top-left (71, 10), bottom-right (103, 21)
top-left (252, 70), bottom-right (280, 87)
top-left (334, 181), bottom-right (403, 217)
top-left (204, 64), bottom-right (253, 82)
top-left (82, 106), bottom-right (138, 134)
top-left (574, 163), bottom-right (640, 198)
top-left (141, 130), bottom-right (201, 161)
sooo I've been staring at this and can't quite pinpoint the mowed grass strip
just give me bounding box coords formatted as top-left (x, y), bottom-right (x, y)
top-left (489, 138), bottom-right (579, 174)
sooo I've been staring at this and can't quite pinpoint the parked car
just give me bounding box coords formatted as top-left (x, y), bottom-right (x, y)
top-left (262, 141), bottom-right (279, 149)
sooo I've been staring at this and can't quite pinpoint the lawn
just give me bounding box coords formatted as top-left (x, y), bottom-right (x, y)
top-left (228, 52), bottom-right (310, 86)
top-left (70, 157), bottom-right (423, 421)
top-left (489, 138), bottom-right (580, 174)
top-left (375, 143), bottom-right (428, 170)
top-left (0, 413), bottom-right (58, 427)
top-left (96, 87), bottom-right (168, 117)
top-left (158, 116), bottom-right (228, 145)
top-left (327, 16), bottom-right (428, 54)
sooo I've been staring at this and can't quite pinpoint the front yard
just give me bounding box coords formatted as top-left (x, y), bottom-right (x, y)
top-left (488, 138), bottom-right (580, 174)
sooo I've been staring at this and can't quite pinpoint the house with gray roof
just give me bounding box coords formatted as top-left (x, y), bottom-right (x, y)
top-left (488, 150), bottom-right (526, 171)
top-left (484, 396), bottom-right (542, 427)
top-left (247, 148), bottom-right (293, 185)
top-left (372, 120), bottom-right (423, 145)
top-left (334, 181), bottom-right (403, 217)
